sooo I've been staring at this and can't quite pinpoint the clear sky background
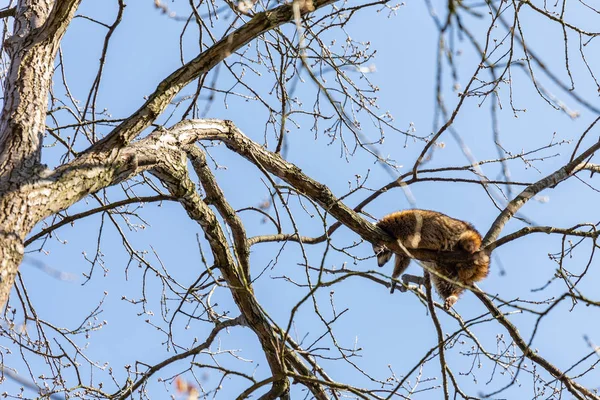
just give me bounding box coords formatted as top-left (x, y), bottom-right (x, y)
top-left (2, 0), bottom-right (600, 398)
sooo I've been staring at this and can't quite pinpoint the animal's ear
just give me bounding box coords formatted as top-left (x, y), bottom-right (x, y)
top-left (373, 245), bottom-right (393, 267)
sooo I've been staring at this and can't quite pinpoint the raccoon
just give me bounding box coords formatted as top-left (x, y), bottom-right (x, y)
top-left (373, 209), bottom-right (489, 309)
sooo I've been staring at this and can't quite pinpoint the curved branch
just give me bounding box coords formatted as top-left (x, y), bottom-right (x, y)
top-left (174, 119), bottom-right (390, 244)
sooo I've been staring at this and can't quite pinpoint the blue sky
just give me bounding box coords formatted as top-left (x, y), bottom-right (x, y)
top-left (2, 0), bottom-right (600, 398)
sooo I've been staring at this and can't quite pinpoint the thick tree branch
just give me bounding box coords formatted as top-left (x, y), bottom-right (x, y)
top-left (149, 152), bottom-right (292, 398)
top-left (0, 7), bottom-right (16, 19)
top-left (36, 0), bottom-right (82, 42)
top-left (582, 163), bottom-right (600, 174)
top-left (282, 347), bottom-right (331, 400)
top-left (170, 120), bottom-right (389, 242)
top-left (185, 145), bottom-right (251, 281)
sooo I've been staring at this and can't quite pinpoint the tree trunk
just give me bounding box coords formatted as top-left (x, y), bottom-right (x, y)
top-left (0, 0), bottom-right (81, 308)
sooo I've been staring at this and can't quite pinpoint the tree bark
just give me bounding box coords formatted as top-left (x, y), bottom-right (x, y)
top-left (0, 0), bottom-right (81, 308)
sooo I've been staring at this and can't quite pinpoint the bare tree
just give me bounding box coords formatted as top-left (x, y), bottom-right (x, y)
top-left (1, 0), bottom-right (599, 399)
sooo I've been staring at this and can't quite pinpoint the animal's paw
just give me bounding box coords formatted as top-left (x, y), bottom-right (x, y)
top-left (402, 274), bottom-right (425, 289)
top-left (390, 279), bottom-right (408, 293)
top-left (444, 295), bottom-right (458, 310)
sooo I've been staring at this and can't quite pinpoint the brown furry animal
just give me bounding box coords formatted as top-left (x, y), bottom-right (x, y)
top-left (373, 209), bottom-right (489, 309)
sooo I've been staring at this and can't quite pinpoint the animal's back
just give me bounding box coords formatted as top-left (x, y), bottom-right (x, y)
top-left (376, 209), bottom-right (478, 252)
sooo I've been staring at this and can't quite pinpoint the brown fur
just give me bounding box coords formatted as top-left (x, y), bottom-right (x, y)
top-left (373, 209), bottom-right (489, 309)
